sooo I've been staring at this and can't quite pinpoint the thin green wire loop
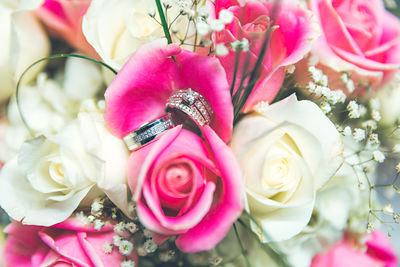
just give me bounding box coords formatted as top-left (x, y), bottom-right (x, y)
top-left (16, 53), bottom-right (118, 136)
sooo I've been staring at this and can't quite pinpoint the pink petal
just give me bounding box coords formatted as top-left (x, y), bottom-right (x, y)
top-left (3, 223), bottom-right (46, 267)
top-left (174, 50), bottom-right (233, 142)
top-left (143, 178), bottom-right (216, 231)
top-left (104, 39), bottom-right (233, 142)
top-left (79, 231), bottom-right (137, 266)
top-left (176, 126), bottom-right (244, 252)
top-left (38, 229), bottom-right (92, 267)
top-left (316, 0), bottom-right (363, 56)
top-left (366, 231), bottom-right (398, 267)
top-left (104, 39), bottom-right (181, 138)
top-left (128, 126), bottom-right (183, 200)
top-left (242, 67), bottom-right (285, 112)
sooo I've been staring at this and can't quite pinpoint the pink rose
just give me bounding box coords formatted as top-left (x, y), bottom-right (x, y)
top-left (127, 126), bottom-right (244, 253)
top-left (311, 231), bottom-right (398, 267)
top-left (3, 219), bottom-right (137, 267)
top-left (308, 0), bottom-right (400, 89)
top-left (215, 0), bottom-right (319, 111)
top-left (104, 39), bottom-right (233, 143)
top-left (36, 0), bottom-right (97, 57)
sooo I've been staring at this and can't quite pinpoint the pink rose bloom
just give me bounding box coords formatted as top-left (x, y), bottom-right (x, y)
top-left (104, 39), bottom-right (233, 143)
top-left (308, 0), bottom-right (400, 89)
top-left (311, 231), bottom-right (398, 267)
top-left (3, 219), bottom-right (137, 267)
top-left (36, 0), bottom-right (97, 57)
top-left (127, 126), bottom-right (244, 253)
top-left (215, 0), bottom-right (319, 112)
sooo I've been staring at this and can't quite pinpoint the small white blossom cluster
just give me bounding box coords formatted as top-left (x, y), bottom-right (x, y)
top-left (196, 8), bottom-right (234, 37)
top-left (340, 72), bottom-right (355, 93)
top-left (306, 66), bottom-right (346, 114)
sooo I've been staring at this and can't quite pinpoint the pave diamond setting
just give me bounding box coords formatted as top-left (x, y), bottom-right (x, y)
top-left (123, 114), bottom-right (175, 151)
top-left (166, 88), bottom-right (214, 127)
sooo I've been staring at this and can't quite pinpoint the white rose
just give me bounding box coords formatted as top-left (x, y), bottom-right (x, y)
top-left (0, 103), bottom-right (130, 226)
top-left (0, 0), bottom-right (49, 102)
top-left (1, 57), bottom-right (103, 162)
top-left (231, 94), bottom-right (343, 242)
top-left (82, 0), bottom-right (196, 71)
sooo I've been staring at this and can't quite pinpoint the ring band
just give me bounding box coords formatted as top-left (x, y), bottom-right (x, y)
top-left (123, 114), bottom-right (175, 151)
top-left (166, 89), bottom-right (213, 127)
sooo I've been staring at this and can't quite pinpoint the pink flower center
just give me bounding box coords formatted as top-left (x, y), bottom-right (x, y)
top-left (242, 15), bottom-right (270, 33)
top-left (164, 163), bottom-right (193, 194)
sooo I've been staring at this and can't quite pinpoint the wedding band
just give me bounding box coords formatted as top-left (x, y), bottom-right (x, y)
top-left (123, 114), bottom-right (175, 151)
top-left (166, 89), bottom-right (214, 127)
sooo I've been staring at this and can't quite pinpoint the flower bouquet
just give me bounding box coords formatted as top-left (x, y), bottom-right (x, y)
top-left (0, 0), bottom-right (400, 266)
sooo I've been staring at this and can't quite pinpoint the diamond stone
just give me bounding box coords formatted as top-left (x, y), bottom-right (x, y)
top-left (182, 89), bottom-right (198, 105)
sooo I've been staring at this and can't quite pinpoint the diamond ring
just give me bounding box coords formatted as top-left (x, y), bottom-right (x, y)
top-left (123, 114), bottom-right (175, 151)
top-left (166, 89), bottom-right (214, 128)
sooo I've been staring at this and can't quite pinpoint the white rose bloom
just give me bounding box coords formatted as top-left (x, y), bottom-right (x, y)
top-left (82, 0), bottom-right (197, 71)
top-left (0, 57), bottom-right (103, 162)
top-left (0, 0), bottom-right (49, 102)
top-left (231, 94), bottom-right (344, 242)
top-left (0, 102), bottom-right (130, 226)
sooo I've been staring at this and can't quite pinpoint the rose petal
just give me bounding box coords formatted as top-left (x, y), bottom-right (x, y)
top-left (175, 126), bottom-right (244, 252)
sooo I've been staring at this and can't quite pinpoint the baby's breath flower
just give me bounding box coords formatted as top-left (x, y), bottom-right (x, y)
top-left (196, 21), bottom-right (210, 36)
top-left (370, 98), bottom-right (380, 110)
top-left (396, 162), bottom-right (400, 173)
top-left (143, 229), bottom-right (153, 238)
top-left (347, 100), bottom-right (361, 118)
top-left (320, 102), bottom-right (331, 114)
top-left (343, 126), bottom-right (352, 136)
top-left (219, 9), bottom-right (234, 24)
top-left (197, 5), bottom-right (210, 17)
top-left (346, 79), bottom-right (355, 93)
top-left (94, 219), bottom-right (105, 230)
top-left (91, 200), bottom-right (103, 215)
top-left (147, 6), bottom-right (156, 17)
top-left (383, 204), bottom-right (394, 215)
top-left (144, 239), bottom-right (158, 253)
top-left (240, 38), bottom-right (249, 51)
top-left (114, 222), bottom-right (126, 235)
top-left (125, 222), bottom-right (139, 234)
top-left (393, 144), bottom-right (400, 153)
top-left (87, 215), bottom-right (95, 223)
top-left (210, 19), bottom-right (225, 32)
top-left (286, 65), bottom-right (296, 74)
top-left (113, 235), bottom-right (124, 246)
top-left (120, 260), bottom-right (136, 267)
top-left (359, 105), bottom-right (367, 116)
top-left (215, 43), bottom-right (229, 56)
top-left (373, 150), bottom-right (385, 163)
top-left (103, 242), bottom-right (113, 254)
top-left (353, 128), bottom-right (365, 142)
top-left (368, 133), bottom-right (380, 146)
top-left (340, 72), bottom-right (349, 83)
top-left (362, 120), bottom-right (377, 130)
top-left (372, 110), bottom-right (381, 121)
top-left (308, 66), bottom-right (323, 83)
top-left (75, 211), bottom-right (89, 224)
top-left (307, 82), bottom-right (316, 93)
top-left (119, 240), bottom-right (134, 255)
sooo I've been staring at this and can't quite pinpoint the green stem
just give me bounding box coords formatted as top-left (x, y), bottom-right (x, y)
top-left (155, 0), bottom-right (173, 44)
top-left (233, 223), bottom-right (252, 267)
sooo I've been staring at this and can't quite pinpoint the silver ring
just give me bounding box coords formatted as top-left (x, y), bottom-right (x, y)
top-left (123, 114), bottom-right (175, 151)
top-left (166, 88), bottom-right (214, 127)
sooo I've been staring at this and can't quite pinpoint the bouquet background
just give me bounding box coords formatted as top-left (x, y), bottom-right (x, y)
top-left (0, 0), bottom-right (399, 266)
